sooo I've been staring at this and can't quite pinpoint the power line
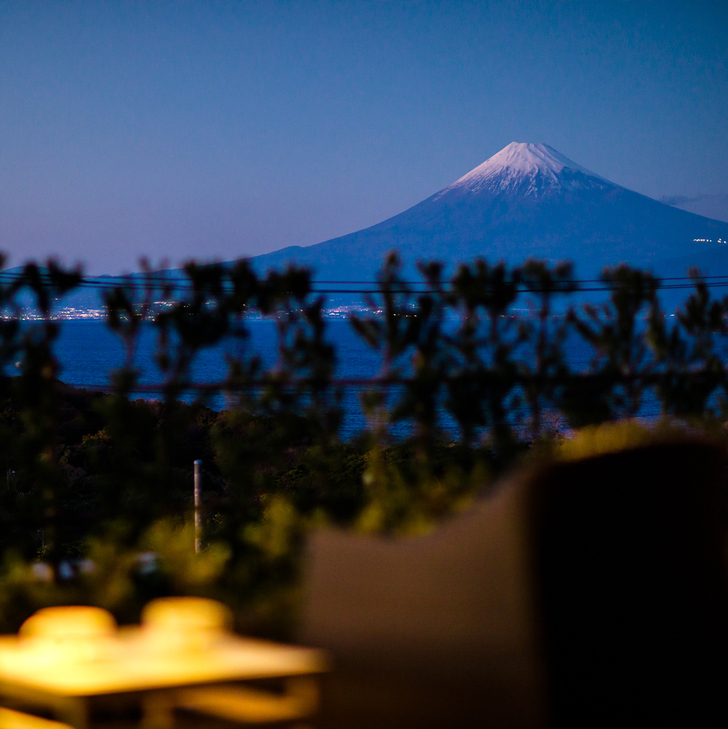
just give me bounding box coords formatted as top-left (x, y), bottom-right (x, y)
top-left (2, 271), bottom-right (728, 295)
top-left (57, 368), bottom-right (728, 396)
top-left (3, 271), bottom-right (728, 287)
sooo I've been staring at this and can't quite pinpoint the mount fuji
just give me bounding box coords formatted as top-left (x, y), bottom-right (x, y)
top-left (24, 143), bottom-right (728, 314)
top-left (252, 142), bottom-right (728, 282)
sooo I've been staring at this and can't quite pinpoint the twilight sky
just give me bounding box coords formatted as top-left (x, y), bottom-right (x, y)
top-left (1, 0), bottom-right (727, 274)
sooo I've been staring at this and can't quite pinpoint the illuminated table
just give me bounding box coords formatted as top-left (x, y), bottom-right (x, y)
top-left (0, 603), bottom-right (330, 729)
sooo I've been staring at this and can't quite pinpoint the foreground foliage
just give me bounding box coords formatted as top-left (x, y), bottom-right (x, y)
top-left (0, 253), bottom-right (727, 634)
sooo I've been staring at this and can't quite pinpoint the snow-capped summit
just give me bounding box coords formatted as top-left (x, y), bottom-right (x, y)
top-left (438, 142), bottom-right (613, 198)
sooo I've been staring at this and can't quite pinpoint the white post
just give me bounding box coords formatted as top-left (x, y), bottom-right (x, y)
top-left (194, 460), bottom-right (202, 553)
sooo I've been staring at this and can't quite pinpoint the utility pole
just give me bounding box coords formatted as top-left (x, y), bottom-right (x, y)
top-left (194, 460), bottom-right (202, 553)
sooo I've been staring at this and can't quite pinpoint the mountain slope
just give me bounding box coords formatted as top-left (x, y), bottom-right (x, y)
top-left (252, 142), bottom-right (728, 280)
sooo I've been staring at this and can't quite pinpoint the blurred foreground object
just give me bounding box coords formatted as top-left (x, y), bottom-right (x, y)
top-left (300, 425), bottom-right (728, 728)
top-left (0, 598), bottom-right (328, 728)
top-left (0, 707), bottom-right (73, 729)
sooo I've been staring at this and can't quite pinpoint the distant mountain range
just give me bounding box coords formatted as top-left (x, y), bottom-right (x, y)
top-left (659, 193), bottom-right (728, 224)
top-left (7, 142), bottom-right (728, 313)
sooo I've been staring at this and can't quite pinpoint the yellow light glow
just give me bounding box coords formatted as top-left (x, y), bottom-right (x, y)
top-left (17, 606), bottom-right (119, 666)
top-left (140, 597), bottom-right (233, 654)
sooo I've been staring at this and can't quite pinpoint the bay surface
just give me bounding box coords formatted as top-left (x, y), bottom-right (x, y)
top-left (49, 319), bottom-right (618, 439)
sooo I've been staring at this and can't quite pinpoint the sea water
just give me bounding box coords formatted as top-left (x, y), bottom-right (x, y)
top-left (41, 318), bottom-right (665, 439)
top-left (53, 319), bottom-right (384, 437)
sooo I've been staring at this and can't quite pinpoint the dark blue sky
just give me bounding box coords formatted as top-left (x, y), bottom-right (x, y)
top-left (1, 0), bottom-right (726, 273)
